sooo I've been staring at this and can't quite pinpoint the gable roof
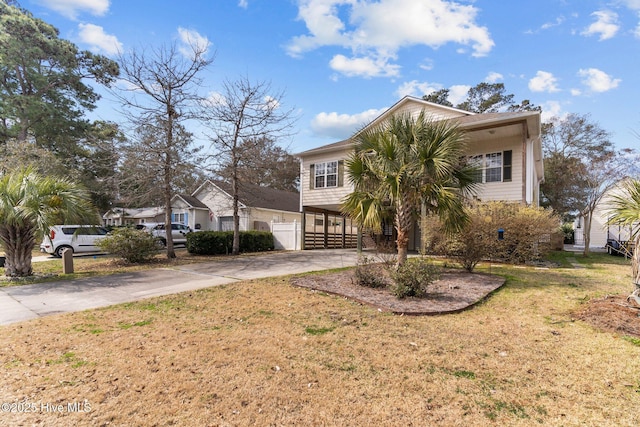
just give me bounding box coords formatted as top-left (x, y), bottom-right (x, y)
top-left (197, 180), bottom-right (300, 213)
top-left (174, 194), bottom-right (208, 209)
top-left (297, 97), bottom-right (541, 157)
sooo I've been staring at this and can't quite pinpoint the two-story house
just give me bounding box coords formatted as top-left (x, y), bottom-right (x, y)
top-left (296, 96), bottom-right (543, 250)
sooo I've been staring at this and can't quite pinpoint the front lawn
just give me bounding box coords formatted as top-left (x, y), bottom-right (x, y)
top-left (0, 252), bottom-right (638, 426)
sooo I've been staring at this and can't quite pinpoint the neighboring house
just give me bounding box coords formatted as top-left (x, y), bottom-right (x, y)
top-left (172, 180), bottom-right (301, 232)
top-left (574, 180), bottom-right (636, 250)
top-left (132, 207), bottom-right (165, 224)
top-left (103, 207), bottom-right (164, 227)
top-left (103, 207), bottom-right (140, 226)
top-left (296, 96), bottom-right (544, 250)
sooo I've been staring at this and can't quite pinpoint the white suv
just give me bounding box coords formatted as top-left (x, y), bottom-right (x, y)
top-left (137, 223), bottom-right (192, 246)
top-left (40, 225), bottom-right (110, 257)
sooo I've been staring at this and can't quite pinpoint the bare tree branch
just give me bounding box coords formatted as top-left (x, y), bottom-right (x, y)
top-left (202, 76), bottom-right (297, 255)
top-left (113, 41), bottom-right (213, 258)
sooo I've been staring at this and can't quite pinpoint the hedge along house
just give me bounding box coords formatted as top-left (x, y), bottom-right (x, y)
top-left (296, 96), bottom-right (544, 251)
top-left (171, 179), bottom-right (301, 233)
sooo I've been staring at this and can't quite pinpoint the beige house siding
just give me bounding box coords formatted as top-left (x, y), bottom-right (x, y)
top-left (466, 135), bottom-right (524, 203)
top-left (301, 148), bottom-right (354, 210)
top-left (194, 184), bottom-right (247, 231)
top-left (248, 208), bottom-right (301, 231)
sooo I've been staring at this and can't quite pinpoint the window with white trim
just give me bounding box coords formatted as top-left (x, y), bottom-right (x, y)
top-left (470, 151), bottom-right (512, 183)
top-left (314, 161), bottom-right (338, 188)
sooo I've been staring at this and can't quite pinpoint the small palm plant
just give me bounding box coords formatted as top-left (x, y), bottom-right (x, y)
top-left (0, 169), bottom-right (97, 277)
top-left (606, 179), bottom-right (640, 304)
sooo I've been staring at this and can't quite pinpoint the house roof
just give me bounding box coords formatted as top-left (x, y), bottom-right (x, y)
top-left (200, 180), bottom-right (300, 213)
top-left (175, 194), bottom-right (208, 209)
top-left (297, 99), bottom-right (541, 157)
top-left (102, 207), bottom-right (144, 218)
top-left (132, 207), bottom-right (164, 219)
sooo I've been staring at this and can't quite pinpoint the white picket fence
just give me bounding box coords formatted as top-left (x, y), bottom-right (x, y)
top-left (271, 220), bottom-right (301, 250)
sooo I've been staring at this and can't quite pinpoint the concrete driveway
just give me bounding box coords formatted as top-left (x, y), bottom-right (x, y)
top-left (0, 249), bottom-right (360, 326)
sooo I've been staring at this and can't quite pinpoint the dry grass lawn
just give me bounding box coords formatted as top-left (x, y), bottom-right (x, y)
top-left (1, 252), bottom-right (639, 426)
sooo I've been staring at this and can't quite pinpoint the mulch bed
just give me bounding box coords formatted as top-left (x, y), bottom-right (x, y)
top-left (290, 269), bottom-right (505, 315)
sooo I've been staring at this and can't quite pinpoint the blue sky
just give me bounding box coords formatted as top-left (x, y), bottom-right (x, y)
top-left (20, 0), bottom-right (640, 153)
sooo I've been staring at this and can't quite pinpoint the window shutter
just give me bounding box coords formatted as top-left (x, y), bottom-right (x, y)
top-left (309, 164), bottom-right (315, 189)
top-left (338, 160), bottom-right (344, 187)
top-left (503, 150), bottom-right (512, 182)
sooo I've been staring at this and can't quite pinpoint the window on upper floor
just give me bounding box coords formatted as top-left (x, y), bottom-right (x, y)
top-left (311, 160), bottom-right (344, 189)
top-left (470, 150), bottom-right (512, 184)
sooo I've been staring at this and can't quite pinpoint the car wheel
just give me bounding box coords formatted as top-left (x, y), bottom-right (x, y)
top-left (54, 245), bottom-right (73, 258)
top-left (158, 238), bottom-right (167, 248)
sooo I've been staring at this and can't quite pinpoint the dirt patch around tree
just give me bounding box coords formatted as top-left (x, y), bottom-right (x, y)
top-left (575, 294), bottom-right (640, 338)
top-left (290, 268), bottom-right (505, 315)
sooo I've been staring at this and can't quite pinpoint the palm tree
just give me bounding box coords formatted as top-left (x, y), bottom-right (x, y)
top-left (607, 179), bottom-right (640, 302)
top-left (0, 169), bottom-right (97, 277)
top-left (342, 111), bottom-right (477, 266)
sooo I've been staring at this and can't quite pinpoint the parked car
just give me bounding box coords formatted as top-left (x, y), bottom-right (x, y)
top-left (40, 225), bottom-right (110, 257)
top-left (137, 222), bottom-right (192, 246)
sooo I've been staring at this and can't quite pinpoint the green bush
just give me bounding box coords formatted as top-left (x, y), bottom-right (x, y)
top-left (96, 227), bottom-right (160, 263)
top-left (354, 255), bottom-right (389, 288)
top-left (389, 258), bottom-right (440, 298)
top-left (186, 230), bottom-right (274, 255)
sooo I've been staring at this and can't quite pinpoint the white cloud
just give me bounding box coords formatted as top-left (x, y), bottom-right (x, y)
top-left (528, 71), bottom-right (560, 93)
top-left (570, 88), bottom-right (582, 96)
top-left (77, 23), bottom-right (122, 55)
top-left (582, 10), bottom-right (619, 40)
top-left (419, 58), bottom-right (434, 71)
top-left (177, 27), bottom-right (211, 58)
top-left (37, 0), bottom-right (110, 20)
top-left (619, 0), bottom-right (640, 10)
top-left (329, 54), bottom-right (400, 78)
top-left (541, 16), bottom-right (565, 30)
top-left (311, 108), bottom-right (387, 139)
top-left (394, 82), bottom-right (469, 105)
top-left (578, 68), bottom-right (621, 92)
top-left (287, 0), bottom-right (494, 78)
top-left (263, 95), bottom-right (280, 110)
top-left (484, 72), bottom-right (503, 83)
top-left (448, 84), bottom-right (470, 105)
top-left (395, 81), bottom-right (442, 98)
top-left (238, 0), bottom-right (248, 8)
top-left (200, 91), bottom-right (226, 109)
top-left (540, 101), bottom-right (564, 122)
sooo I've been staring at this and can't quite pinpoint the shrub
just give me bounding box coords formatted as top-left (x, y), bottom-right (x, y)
top-left (422, 201), bottom-right (560, 271)
top-left (354, 255), bottom-right (389, 288)
top-left (186, 230), bottom-right (274, 255)
top-left (389, 258), bottom-right (440, 298)
top-left (561, 223), bottom-right (575, 244)
top-left (97, 227), bottom-right (160, 263)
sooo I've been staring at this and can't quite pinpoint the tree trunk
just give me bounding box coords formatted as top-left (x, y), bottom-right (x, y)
top-left (232, 155), bottom-right (240, 256)
top-left (633, 234), bottom-right (640, 290)
top-left (395, 198), bottom-right (413, 266)
top-left (0, 224), bottom-right (35, 277)
top-left (583, 213), bottom-right (592, 256)
top-left (164, 103), bottom-right (176, 259)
